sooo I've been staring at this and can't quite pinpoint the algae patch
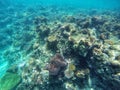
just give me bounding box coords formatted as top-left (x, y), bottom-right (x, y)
top-left (0, 72), bottom-right (21, 90)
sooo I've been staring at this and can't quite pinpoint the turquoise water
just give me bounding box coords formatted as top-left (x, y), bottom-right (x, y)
top-left (0, 0), bottom-right (120, 90)
top-left (3, 0), bottom-right (120, 8)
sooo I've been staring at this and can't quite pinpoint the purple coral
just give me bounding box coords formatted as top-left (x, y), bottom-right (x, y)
top-left (45, 53), bottom-right (67, 75)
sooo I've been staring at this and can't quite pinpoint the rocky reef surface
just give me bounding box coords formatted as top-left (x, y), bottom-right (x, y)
top-left (0, 4), bottom-right (120, 90)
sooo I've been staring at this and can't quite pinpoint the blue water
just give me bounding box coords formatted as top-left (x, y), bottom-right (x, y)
top-left (0, 0), bottom-right (118, 76)
top-left (16, 0), bottom-right (120, 8)
top-left (0, 0), bottom-right (120, 89)
top-left (0, 0), bottom-right (120, 79)
top-left (2, 0), bottom-right (120, 9)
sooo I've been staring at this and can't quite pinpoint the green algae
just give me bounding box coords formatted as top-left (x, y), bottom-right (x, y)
top-left (0, 72), bottom-right (21, 90)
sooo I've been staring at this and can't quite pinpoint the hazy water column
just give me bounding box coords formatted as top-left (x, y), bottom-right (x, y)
top-left (11, 0), bottom-right (120, 9)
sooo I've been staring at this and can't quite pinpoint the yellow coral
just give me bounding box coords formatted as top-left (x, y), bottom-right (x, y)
top-left (47, 35), bottom-right (57, 42)
top-left (64, 60), bottom-right (76, 78)
top-left (69, 63), bottom-right (76, 71)
top-left (75, 69), bottom-right (90, 78)
top-left (104, 40), bottom-right (114, 45)
top-left (75, 70), bottom-right (85, 78)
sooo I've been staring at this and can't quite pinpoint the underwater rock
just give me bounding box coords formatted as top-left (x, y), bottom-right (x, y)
top-left (75, 69), bottom-right (90, 79)
top-left (65, 15), bottom-right (76, 23)
top-left (45, 53), bottom-right (67, 75)
top-left (116, 55), bottom-right (120, 60)
top-left (64, 82), bottom-right (76, 90)
top-left (108, 60), bottom-right (120, 68)
top-left (46, 35), bottom-right (58, 52)
top-left (33, 42), bottom-right (40, 50)
top-left (16, 53), bottom-right (51, 89)
top-left (40, 69), bottom-right (49, 83)
top-left (33, 16), bottom-right (48, 25)
top-left (59, 23), bottom-right (77, 38)
top-left (82, 20), bottom-right (91, 28)
top-left (77, 17), bottom-right (91, 28)
top-left (60, 23), bottom-right (71, 32)
top-left (91, 16), bottom-right (105, 25)
top-left (71, 36), bottom-right (93, 56)
top-left (21, 58), bottom-right (41, 83)
top-left (0, 72), bottom-right (21, 90)
top-left (35, 24), bottom-right (50, 40)
top-left (113, 23), bottom-right (120, 30)
top-left (85, 41), bottom-right (120, 89)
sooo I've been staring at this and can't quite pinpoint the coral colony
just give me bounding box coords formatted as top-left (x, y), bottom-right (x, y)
top-left (0, 2), bottom-right (120, 90)
top-left (45, 53), bottom-right (67, 76)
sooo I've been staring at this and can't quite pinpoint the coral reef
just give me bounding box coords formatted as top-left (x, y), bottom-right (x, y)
top-left (0, 3), bottom-right (120, 90)
top-left (16, 58), bottom-right (49, 90)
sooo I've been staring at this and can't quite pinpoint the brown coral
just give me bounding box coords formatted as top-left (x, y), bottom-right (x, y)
top-left (45, 53), bottom-right (67, 75)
